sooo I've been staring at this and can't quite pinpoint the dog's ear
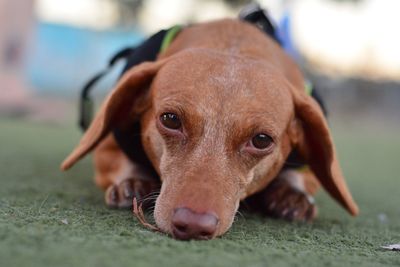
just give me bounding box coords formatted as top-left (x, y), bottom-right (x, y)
top-left (289, 85), bottom-right (359, 216)
top-left (61, 59), bottom-right (167, 171)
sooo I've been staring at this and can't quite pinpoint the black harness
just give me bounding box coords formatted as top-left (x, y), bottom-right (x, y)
top-left (79, 7), bottom-right (326, 174)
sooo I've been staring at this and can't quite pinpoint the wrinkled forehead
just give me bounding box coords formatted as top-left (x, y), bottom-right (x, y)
top-left (151, 50), bottom-right (294, 127)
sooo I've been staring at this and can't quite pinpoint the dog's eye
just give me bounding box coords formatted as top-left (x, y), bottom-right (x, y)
top-left (251, 133), bottom-right (273, 150)
top-left (160, 113), bottom-right (182, 130)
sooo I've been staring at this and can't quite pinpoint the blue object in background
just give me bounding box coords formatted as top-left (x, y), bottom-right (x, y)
top-left (26, 22), bottom-right (144, 95)
top-left (277, 11), bottom-right (300, 62)
top-left (26, 16), bottom-right (299, 96)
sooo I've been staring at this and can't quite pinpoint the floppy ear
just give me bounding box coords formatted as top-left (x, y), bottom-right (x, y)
top-left (61, 59), bottom-right (167, 171)
top-left (290, 86), bottom-right (359, 216)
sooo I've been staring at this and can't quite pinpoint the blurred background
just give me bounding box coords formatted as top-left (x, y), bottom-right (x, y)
top-left (0, 0), bottom-right (399, 128)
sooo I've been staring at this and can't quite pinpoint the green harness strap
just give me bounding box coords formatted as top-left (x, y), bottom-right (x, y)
top-left (160, 25), bottom-right (182, 53)
top-left (304, 80), bottom-right (313, 95)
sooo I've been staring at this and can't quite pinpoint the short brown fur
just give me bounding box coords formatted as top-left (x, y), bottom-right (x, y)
top-left (61, 19), bottom-right (358, 239)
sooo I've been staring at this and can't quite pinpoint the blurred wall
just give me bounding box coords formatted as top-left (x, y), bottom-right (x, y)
top-left (0, 0), bottom-right (34, 112)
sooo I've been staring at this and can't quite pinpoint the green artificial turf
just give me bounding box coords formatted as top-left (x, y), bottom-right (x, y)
top-left (0, 118), bottom-right (399, 267)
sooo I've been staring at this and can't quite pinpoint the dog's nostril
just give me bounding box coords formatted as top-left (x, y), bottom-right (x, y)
top-left (175, 224), bottom-right (187, 233)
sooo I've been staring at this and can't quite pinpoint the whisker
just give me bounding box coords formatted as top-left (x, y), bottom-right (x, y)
top-left (236, 210), bottom-right (245, 218)
top-left (132, 197), bottom-right (162, 233)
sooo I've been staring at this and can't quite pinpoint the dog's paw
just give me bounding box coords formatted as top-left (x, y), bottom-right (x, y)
top-left (261, 178), bottom-right (317, 222)
top-left (105, 178), bottom-right (160, 209)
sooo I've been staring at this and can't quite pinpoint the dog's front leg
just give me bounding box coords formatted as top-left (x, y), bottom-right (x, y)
top-left (93, 135), bottom-right (160, 209)
top-left (248, 169), bottom-right (320, 222)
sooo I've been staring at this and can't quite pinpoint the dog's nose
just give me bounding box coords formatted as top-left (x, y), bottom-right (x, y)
top-left (171, 207), bottom-right (219, 240)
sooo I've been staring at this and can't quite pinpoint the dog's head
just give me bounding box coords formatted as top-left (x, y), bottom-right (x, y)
top-left (61, 48), bottom-right (358, 239)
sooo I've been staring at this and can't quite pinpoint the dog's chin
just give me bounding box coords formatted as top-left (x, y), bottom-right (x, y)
top-left (153, 214), bottom-right (233, 240)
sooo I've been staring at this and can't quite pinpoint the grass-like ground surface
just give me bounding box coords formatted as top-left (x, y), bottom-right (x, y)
top-left (0, 118), bottom-right (399, 267)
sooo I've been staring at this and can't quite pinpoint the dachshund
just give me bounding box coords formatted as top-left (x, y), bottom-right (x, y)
top-left (61, 19), bottom-right (358, 240)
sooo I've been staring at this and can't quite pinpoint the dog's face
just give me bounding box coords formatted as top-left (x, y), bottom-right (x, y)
top-left (61, 48), bottom-right (358, 240)
top-left (141, 50), bottom-right (295, 237)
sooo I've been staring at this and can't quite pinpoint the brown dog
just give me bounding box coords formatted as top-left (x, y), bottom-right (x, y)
top-left (61, 19), bottom-right (358, 240)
